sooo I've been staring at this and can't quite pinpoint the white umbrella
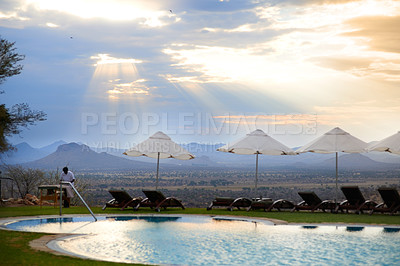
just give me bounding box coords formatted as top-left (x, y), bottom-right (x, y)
top-left (368, 131), bottom-right (400, 155)
top-left (124, 131), bottom-right (195, 189)
top-left (296, 127), bottom-right (368, 202)
top-left (217, 129), bottom-right (295, 191)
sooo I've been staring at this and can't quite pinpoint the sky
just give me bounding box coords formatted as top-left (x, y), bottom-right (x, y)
top-left (1, 0), bottom-right (399, 150)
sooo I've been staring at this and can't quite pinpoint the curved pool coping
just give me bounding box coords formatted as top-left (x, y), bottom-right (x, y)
top-left (1, 214), bottom-right (400, 262)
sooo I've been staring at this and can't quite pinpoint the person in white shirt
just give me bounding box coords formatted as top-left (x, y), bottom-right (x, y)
top-left (60, 167), bottom-right (75, 207)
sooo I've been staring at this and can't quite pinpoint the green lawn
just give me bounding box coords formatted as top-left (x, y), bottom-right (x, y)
top-left (1, 206), bottom-right (399, 265)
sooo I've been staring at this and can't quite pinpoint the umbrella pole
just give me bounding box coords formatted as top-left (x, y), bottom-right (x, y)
top-left (156, 152), bottom-right (160, 190)
top-left (335, 152), bottom-right (338, 205)
top-left (255, 153), bottom-right (259, 193)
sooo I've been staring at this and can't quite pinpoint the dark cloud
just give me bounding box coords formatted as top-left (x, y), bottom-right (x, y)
top-left (343, 16), bottom-right (400, 53)
top-left (0, 0), bottom-right (23, 10)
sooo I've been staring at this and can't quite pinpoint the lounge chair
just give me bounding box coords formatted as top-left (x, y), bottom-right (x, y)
top-left (247, 198), bottom-right (273, 211)
top-left (206, 197), bottom-right (252, 211)
top-left (370, 188), bottom-right (400, 215)
top-left (247, 197), bottom-right (295, 212)
top-left (267, 199), bottom-right (295, 212)
top-left (291, 192), bottom-right (336, 213)
top-left (336, 186), bottom-right (377, 214)
top-left (134, 190), bottom-right (185, 212)
top-left (102, 190), bottom-right (143, 211)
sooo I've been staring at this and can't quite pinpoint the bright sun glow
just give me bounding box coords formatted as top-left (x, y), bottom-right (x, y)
top-left (260, 0), bottom-right (399, 30)
top-left (91, 54), bottom-right (143, 66)
top-left (163, 44), bottom-right (321, 85)
top-left (87, 54), bottom-right (149, 102)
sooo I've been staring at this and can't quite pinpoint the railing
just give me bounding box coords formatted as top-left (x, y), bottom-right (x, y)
top-left (60, 181), bottom-right (97, 221)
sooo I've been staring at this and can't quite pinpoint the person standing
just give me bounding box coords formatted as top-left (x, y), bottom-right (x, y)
top-left (60, 167), bottom-right (75, 208)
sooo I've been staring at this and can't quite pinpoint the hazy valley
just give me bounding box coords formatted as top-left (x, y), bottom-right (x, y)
top-left (1, 141), bottom-right (399, 208)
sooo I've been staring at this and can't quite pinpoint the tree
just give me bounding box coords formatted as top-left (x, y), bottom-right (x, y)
top-left (0, 38), bottom-right (24, 86)
top-left (4, 165), bottom-right (45, 198)
top-left (0, 36), bottom-right (46, 153)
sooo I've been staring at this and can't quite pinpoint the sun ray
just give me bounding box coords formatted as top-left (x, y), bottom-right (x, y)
top-left (84, 53), bottom-right (151, 120)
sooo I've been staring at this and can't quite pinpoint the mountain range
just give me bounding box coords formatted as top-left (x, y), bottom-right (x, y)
top-left (1, 141), bottom-right (67, 164)
top-left (20, 142), bottom-right (156, 171)
top-left (1, 141), bottom-right (399, 171)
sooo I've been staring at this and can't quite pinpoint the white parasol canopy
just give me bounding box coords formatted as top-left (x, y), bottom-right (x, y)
top-left (296, 127), bottom-right (368, 202)
top-left (124, 131), bottom-right (195, 189)
top-left (368, 131), bottom-right (400, 155)
top-left (217, 129), bottom-right (295, 191)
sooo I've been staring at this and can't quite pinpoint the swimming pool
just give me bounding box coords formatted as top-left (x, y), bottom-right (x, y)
top-left (2, 215), bottom-right (400, 265)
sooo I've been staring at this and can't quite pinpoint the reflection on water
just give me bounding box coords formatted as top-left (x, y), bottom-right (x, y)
top-left (47, 217), bottom-right (73, 223)
top-left (302, 225), bottom-right (318, 230)
top-left (383, 227), bottom-right (400, 233)
top-left (107, 216), bottom-right (181, 223)
top-left (212, 217), bottom-right (249, 222)
top-left (346, 226), bottom-right (365, 232)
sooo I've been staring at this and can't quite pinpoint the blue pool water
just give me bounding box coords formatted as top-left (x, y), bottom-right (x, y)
top-left (3, 215), bottom-right (400, 265)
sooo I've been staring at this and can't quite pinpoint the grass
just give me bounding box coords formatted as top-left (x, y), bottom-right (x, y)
top-left (1, 206), bottom-right (399, 265)
top-left (0, 230), bottom-right (135, 266)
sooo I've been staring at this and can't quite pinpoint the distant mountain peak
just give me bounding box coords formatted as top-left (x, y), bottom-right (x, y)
top-left (16, 142), bottom-right (32, 147)
top-left (56, 142), bottom-right (91, 153)
top-left (22, 142), bottom-right (154, 171)
top-left (50, 140), bottom-right (67, 146)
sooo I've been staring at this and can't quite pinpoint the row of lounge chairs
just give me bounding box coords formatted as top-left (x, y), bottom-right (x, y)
top-left (207, 186), bottom-right (400, 215)
top-left (206, 197), bottom-right (296, 212)
top-left (103, 190), bottom-right (185, 212)
top-left (103, 186), bottom-right (400, 215)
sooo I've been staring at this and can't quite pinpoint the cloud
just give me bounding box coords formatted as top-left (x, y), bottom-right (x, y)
top-left (0, 0), bottom-right (181, 29)
top-left (106, 79), bottom-right (150, 100)
top-left (157, 0), bottom-right (264, 12)
top-left (91, 54), bottom-right (143, 66)
top-left (161, 73), bottom-right (231, 83)
top-left (32, 0), bottom-right (172, 26)
top-left (0, 1), bottom-right (30, 28)
top-left (2, 0), bottom-right (400, 146)
top-left (343, 15), bottom-right (400, 54)
top-left (45, 22), bottom-right (58, 28)
top-left (309, 56), bottom-right (400, 81)
top-left (275, 0), bottom-right (363, 5)
top-left (309, 57), bottom-right (372, 71)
